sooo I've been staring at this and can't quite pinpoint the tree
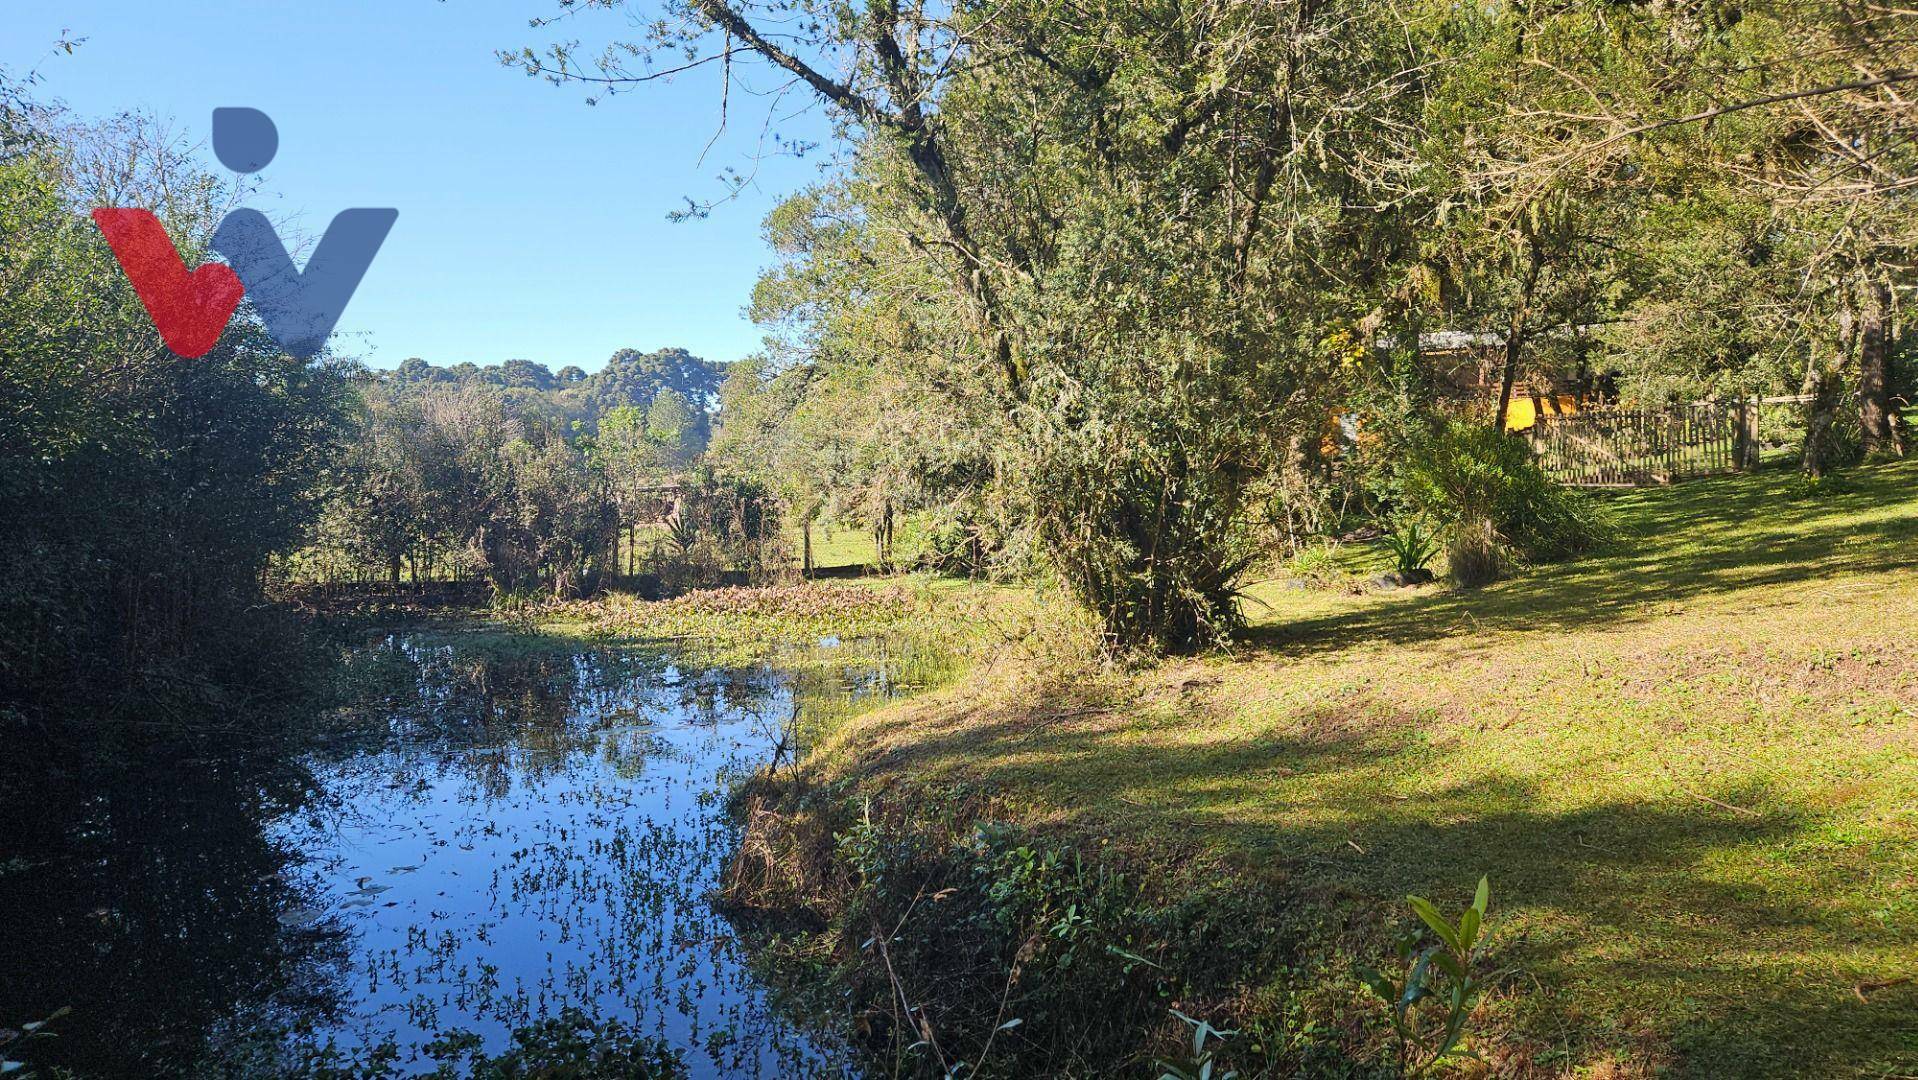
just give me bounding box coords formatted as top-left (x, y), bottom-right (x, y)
top-left (515, 0), bottom-right (1422, 650)
top-left (594, 403), bottom-right (671, 575)
top-left (394, 356), bottom-right (436, 384)
top-left (645, 388), bottom-right (702, 461)
top-left (1437, 0), bottom-right (1918, 469)
top-left (0, 92), bottom-right (350, 713)
top-left (495, 358), bottom-right (557, 391)
top-left (579, 347), bottom-right (725, 424)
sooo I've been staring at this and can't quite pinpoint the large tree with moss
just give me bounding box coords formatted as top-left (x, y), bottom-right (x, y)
top-left (512, 0), bottom-right (1427, 650)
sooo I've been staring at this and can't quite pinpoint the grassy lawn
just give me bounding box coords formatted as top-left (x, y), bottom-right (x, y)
top-left (794, 521), bottom-right (882, 571)
top-left (815, 461), bottom-right (1918, 1077)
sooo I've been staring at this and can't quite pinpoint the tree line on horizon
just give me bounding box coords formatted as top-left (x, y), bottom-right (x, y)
top-left (384, 347), bottom-right (722, 433)
top-left (295, 346), bottom-right (761, 597)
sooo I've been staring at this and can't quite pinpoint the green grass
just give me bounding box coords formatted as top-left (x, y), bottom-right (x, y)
top-left (819, 461), bottom-right (1918, 1077)
top-left (790, 513), bottom-right (952, 571)
top-left (538, 574), bottom-right (1011, 669)
top-left (792, 521), bottom-right (882, 570)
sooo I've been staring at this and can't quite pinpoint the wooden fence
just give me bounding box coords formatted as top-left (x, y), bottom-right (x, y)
top-left (1527, 399), bottom-right (1763, 487)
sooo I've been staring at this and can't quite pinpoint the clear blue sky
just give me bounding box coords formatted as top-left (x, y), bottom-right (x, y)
top-left (3, 0), bottom-right (835, 371)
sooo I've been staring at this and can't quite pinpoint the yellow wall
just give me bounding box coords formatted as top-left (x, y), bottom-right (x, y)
top-left (1504, 395), bottom-right (1581, 432)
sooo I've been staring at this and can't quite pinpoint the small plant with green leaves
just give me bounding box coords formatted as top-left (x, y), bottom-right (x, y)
top-left (1156, 1009), bottom-right (1238, 1080)
top-left (663, 512), bottom-right (698, 556)
top-left (1286, 540), bottom-right (1357, 592)
top-left (1358, 877), bottom-right (1492, 1078)
top-left (1381, 516), bottom-right (1439, 577)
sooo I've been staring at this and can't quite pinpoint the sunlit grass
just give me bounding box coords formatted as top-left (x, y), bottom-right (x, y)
top-left (819, 460), bottom-right (1918, 1078)
top-left (540, 574), bottom-right (1024, 671)
top-left (792, 522), bottom-right (882, 570)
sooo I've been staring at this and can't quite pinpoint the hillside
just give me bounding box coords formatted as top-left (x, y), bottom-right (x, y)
top-left (814, 461), bottom-right (1918, 1076)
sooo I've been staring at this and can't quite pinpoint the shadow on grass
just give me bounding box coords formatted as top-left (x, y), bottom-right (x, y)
top-left (850, 674), bottom-right (1914, 1078)
top-left (838, 460), bottom-right (1918, 1075)
top-left (1242, 460), bottom-right (1918, 659)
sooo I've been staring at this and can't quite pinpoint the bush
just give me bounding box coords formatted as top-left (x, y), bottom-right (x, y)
top-left (1380, 516), bottom-right (1440, 577)
top-left (725, 787), bottom-right (1309, 1078)
top-left (915, 503), bottom-right (1021, 580)
top-left (1401, 421), bottom-right (1609, 586)
top-left (1285, 541), bottom-right (1360, 592)
top-left (0, 103), bottom-right (352, 718)
top-left (1444, 520), bottom-right (1501, 589)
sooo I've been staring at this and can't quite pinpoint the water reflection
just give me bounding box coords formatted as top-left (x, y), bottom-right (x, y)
top-left (0, 630), bottom-right (954, 1077)
top-left (0, 732), bottom-right (350, 1076)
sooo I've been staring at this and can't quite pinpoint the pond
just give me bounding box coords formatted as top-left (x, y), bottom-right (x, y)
top-left (0, 630), bottom-right (956, 1077)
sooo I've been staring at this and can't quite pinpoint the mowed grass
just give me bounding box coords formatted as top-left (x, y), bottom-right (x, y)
top-left (793, 522), bottom-right (882, 571)
top-left (613, 519), bottom-right (879, 573)
top-left (819, 460), bottom-right (1918, 1077)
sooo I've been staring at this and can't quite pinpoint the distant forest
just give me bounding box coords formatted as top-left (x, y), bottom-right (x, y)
top-left (295, 346), bottom-right (751, 595)
top-left (378, 346), bottom-right (726, 443)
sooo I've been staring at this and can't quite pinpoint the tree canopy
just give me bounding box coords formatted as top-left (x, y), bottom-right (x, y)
top-left (510, 0), bottom-right (1916, 649)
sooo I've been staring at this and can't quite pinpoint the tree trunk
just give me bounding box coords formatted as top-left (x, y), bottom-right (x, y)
top-left (1493, 240), bottom-right (1544, 432)
top-left (1494, 336), bottom-right (1521, 432)
top-left (802, 519), bottom-right (814, 577)
top-left (1858, 274), bottom-right (1902, 458)
top-left (1802, 356), bottom-right (1842, 478)
top-left (874, 503), bottom-right (895, 573)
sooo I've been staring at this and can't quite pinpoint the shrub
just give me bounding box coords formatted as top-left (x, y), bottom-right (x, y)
top-left (1444, 519), bottom-right (1500, 589)
top-left (916, 504), bottom-right (1004, 579)
top-left (1357, 878), bottom-right (1493, 1078)
top-left (655, 535), bottom-right (728, 596)
top-left (1285, 541), bottom-right (1358, 592)
top-left (1380, 517), bottom-right (1439, 577)
top-left (726, 788), bottom-right (1303, 1078)
top-left (1401, 421), bottom-right (1610, 586)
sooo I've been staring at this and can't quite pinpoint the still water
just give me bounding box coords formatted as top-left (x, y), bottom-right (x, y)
top-left (0, 631), bottom-right (951, 1077)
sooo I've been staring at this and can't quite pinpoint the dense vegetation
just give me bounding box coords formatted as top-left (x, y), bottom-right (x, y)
top-left (292, 348), bottom-right (759, 595)
top-left (0, 85), bottom-right (350, 720)
top-left (0, 83), bottom-right (739, 716)
top-left (514, 0), bottom-right (1916, 651)
top-left (9, 0), bottom-right (1913, 675)
top-left (3, 1), bottom-right (1915, 1074)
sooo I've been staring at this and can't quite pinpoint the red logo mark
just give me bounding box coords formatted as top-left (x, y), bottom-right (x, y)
top-left (91, 209), bottom-right (245, 358)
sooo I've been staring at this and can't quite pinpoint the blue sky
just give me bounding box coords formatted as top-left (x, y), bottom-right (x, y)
top-left (3, 0), bottom-right (836, 371)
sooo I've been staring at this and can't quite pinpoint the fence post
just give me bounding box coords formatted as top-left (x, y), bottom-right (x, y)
top-left (1733, 397), bottom-right (1758, 470)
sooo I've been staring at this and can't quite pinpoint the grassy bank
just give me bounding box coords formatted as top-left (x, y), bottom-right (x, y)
top-left (800, 461), bottom-right (1918, 1077)
top-left (532, 576), bottom-right (1064, 675)
top-left (543, 581), bottom-right (928, 653)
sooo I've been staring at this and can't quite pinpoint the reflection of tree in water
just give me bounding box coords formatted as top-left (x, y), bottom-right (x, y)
top-left (0, 720), bottom-right (351, 1077)
top-left (2, 631), bottom-right (957, 1076)
top-left (340, 638), bottom-right (793, 791)
top-left (289, 636), bottom-right (854, 1075)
